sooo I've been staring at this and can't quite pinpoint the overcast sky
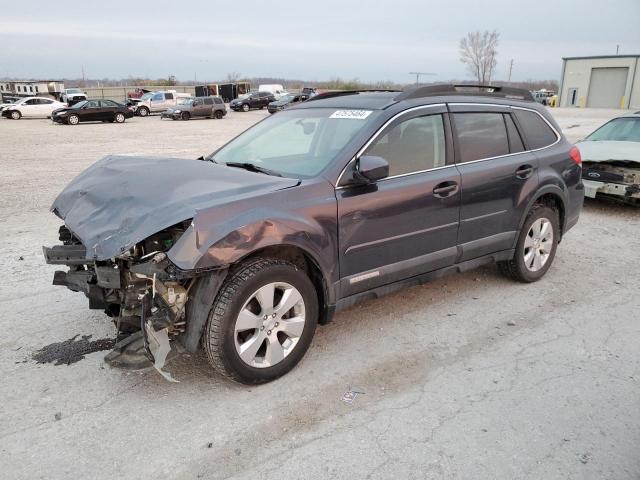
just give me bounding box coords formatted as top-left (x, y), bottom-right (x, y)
top-left (1, 0), bottom-right (639, 83)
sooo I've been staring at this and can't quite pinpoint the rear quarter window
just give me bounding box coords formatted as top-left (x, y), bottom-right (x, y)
top-left (514, 110), bottom-right (558, 149)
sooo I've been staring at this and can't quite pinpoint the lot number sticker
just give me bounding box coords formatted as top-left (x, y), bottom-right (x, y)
top-left (330, 110), bottom-right (373, 120)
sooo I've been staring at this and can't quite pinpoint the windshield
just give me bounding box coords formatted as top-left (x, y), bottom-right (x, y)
top-left (211, 108), bottom-right (379, 178)
top-left (140, 92), bottom-right (153, 101)
top-left (71, 100), bottom-right (88, 109)
top-left (586, 117), bottom-right (640, 142)
top-left (66, 88), bottom-right (82, 94)
top-left (236, 94), bottom-right (250, 100)
top-left (280, 94), bottom-right (295, 102)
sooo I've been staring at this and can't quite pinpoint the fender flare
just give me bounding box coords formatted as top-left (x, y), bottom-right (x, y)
top-left (514, 184), bottom-right (568, 248)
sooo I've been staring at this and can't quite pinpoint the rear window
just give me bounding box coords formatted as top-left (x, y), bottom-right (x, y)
top-left (453, 113), bottom-right (509, 163)
top-left (514, 110), bottom-right (558, 149)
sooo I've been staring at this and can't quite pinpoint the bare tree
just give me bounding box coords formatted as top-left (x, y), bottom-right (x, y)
top-left (225, 72), bottom-right (241, 82)
top-left (459, 30), bottom-right (499, 84)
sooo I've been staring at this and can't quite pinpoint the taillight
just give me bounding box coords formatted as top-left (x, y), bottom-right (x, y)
top-left (569, 146), bottom-right (582, 165)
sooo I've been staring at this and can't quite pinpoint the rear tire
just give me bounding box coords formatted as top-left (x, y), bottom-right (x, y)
top-left (214, 110), bottom-right (223, 119)
top-left (498, 204), bottom-right (559, 283)
top-left (114, 113), bottom-right (125, 123)
top-left (10, 110), bottom-right (21, 120)
top-left (203, 258), bottom-right (318, 384)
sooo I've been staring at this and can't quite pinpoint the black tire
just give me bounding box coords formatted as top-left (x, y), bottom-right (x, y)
top-left (181, 112), bottom-right (190, 121)
top-left (114, 112), bottom-right (126, 123)
top-left (242, 103), bottom-right (250, 112)
top-left (214, 110), bottom-right (223, 119)
top-left (10, 110), bottom-right (21, 120)
top-left (67, 114), bottom-right (80, 125)
top-left (498, 204), bottom-right (559, 283)
top-left (137, 106), bottom-right (149, 117)
top-left (203, 258), bottom-right (318, 384)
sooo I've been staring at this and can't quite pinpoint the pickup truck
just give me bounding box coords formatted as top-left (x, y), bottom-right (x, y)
top-left (135, 90), bottom-right (191, 117)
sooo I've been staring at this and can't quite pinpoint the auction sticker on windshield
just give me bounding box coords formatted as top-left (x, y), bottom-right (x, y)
top-left (330, 110), bottom-right (373, 120)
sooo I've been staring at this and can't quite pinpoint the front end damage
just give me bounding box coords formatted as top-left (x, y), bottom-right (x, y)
top-left (582, 161), bottom-right (640, 204)
top-left (43, 222), bottom-right (225, 379)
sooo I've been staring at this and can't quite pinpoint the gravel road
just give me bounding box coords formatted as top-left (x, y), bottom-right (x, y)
top-left (0, 107), bottom-right (638, 479)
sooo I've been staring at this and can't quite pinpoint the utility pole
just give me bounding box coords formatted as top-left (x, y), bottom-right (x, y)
top-left (616, 44), bottom-right (620, 55)
top-left (408, 71), bottom-right (436, 85)
top-left (508, 59), bottom-right (514, 83)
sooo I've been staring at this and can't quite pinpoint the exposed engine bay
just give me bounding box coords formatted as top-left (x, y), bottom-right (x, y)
top-left (582, 160), bottom-right (640, 204)
top-left (44, 221), bottom-right (208, 380)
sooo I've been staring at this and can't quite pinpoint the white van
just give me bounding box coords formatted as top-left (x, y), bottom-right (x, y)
top-left (258, 84), bottom-right (288, 100)
top-left (135, 90), bottom-right (191, 116)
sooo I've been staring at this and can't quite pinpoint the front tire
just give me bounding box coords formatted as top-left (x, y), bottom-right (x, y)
top-left (181, 112), bottom-right (190, 121)
top-left (203, 258), bottom-right (318, 384)
top-left (137, 106), bottom-right (149, 117)
top-left (242, 103), bottom-right (250, 112)
top-left (10, 110), bottom-right (21, 120)
top-left (67, 114), bottom-right (80, 125)
top-left (498, 204), bottom-right (559, 283)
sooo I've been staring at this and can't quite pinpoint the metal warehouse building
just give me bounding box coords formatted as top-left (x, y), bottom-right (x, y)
top-left (558, 55), bottom-right (640, 109)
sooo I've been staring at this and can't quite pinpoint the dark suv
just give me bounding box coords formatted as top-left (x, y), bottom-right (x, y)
top-left (43, 85), bottom-right (584, 384)
top-left (230, 91), bottom-right (276, 112)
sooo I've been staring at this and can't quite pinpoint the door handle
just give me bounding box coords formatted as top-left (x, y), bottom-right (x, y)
top-left (516, 164), bottom-right (534, 179)
top-left (433, 181), bottom-right (459, 198)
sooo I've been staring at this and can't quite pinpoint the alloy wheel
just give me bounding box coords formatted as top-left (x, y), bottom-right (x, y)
top-left (523, 217), bottom-right (553, 272)
top-left (234, 282), bottom-right (306, 368)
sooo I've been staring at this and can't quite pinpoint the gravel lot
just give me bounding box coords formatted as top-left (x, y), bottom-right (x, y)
top-left (1, 107), bottom-right (639, 480)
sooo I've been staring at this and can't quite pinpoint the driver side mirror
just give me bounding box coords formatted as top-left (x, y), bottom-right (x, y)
top-left (355, 155), bottom-right (389, 183)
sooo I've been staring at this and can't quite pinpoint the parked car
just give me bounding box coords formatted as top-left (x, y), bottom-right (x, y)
top-left (135, 90), bottom-right (191, 117)
top-left (259, 84), bottom-right (288, 99)
top-left (301, 87), bottom-right (318, 97)
top-left (2, 96), bottom-right (67, 119)
top-left (161, 96), bottom-right (227, 120)
top-left (532, 90), bottom-right (555, 106)
top-left (60, 88), bottom-right (88, 105)
top-left (43, 85), bottom-right (583, 384)
top-left (577, 112), bottom-right (640, 204)
top-left (267, 93), bottom-right (309, 113)
top-left (230, 91), bottom-right (275, 112)
top-left (51, 99), bottom-right (134, 125)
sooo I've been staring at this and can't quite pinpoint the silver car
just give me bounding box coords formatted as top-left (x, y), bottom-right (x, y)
top-left (577, 112), bottom-right (640, 205)
top-left (161, 96), bottom-right (227, 120)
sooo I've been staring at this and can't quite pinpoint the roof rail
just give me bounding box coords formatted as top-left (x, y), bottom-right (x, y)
top-left (306, 89), bottom-right (401, 102)
top-left (395, 84), bottom-right (534, 102)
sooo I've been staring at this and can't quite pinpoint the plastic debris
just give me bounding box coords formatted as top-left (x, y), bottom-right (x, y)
top-left (341, 387), bottom-right (365, 405)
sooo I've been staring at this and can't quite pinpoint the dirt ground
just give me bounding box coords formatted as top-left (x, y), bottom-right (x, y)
top-left (0, 107), bottom-right (639, 480)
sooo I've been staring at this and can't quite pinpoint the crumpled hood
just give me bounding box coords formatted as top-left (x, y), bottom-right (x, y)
top-left (577, 141), bottom-right (640, 164)
top-left (51, 155), bottom-right (299, 260)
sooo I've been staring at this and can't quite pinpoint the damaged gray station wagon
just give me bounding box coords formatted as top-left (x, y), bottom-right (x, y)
top-left (44, 85), bottom-right (584, 384)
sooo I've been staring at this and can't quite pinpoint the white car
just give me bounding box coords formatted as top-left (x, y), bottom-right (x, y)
top-left (577, 112), bottom-right (640, 205)
top-left (2, 97), bottom-right (67, 120)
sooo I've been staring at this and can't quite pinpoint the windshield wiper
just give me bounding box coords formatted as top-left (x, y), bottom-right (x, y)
top-left (224, 162), bottom-right (282, 177)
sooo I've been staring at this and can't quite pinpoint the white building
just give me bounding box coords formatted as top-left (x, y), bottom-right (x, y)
top-left (558, 55), bottom-right (640, 109)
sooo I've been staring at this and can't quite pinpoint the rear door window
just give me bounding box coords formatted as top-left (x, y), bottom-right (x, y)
top-left (165, 93), bottom-right (174, 100)
top-left (453, 113), bottom-right (509, 163)
top-left (203, 98), bottom-right (213, 105)
top-left (504, 114), bottom-right (525, 153)
top-left (513, 110), bottom-right (558, 149)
